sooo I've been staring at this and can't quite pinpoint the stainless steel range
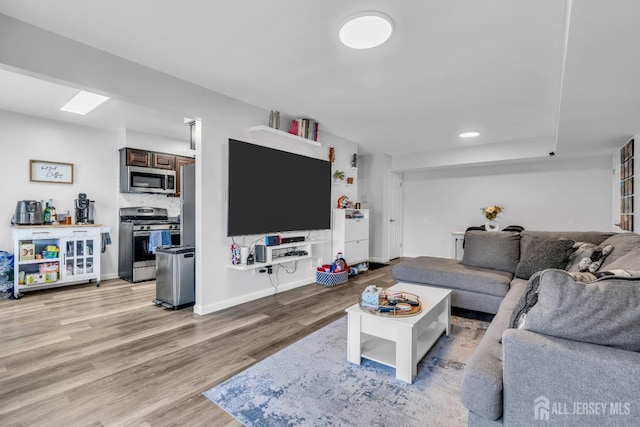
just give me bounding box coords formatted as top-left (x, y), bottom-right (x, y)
top-left (118, 207), bottom-right (180, 282)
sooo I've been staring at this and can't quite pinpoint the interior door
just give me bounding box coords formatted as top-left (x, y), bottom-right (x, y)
top-left (388, 171), bottom-right (403, 259)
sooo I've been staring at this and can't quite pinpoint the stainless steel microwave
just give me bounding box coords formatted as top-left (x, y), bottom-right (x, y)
top-left (120, 165), bottom-right (176, 195)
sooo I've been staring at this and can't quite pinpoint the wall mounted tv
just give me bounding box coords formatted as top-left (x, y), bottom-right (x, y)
top-left (227, 139), bottom-right (331, 236)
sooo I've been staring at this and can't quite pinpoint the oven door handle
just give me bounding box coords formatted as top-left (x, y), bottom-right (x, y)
top-left (134, 231), bottom-right (151, 237)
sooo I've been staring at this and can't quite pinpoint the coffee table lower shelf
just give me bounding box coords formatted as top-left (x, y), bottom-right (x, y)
top-left (360, 321), bottom-right (447, 369)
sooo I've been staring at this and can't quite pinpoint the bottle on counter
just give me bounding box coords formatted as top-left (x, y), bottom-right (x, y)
top-left (48, 199), bottom-right (57, 224)
top-left (43, 202), bottom-right (51, 224)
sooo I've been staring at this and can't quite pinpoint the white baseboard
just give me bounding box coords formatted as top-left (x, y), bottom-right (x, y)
top-left (100, 273), bottom-right (120, 281)
top-left (194, 276), bottom-right (315, 315)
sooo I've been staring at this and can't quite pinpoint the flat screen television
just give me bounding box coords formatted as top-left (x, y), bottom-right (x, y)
top-left (227, 139), bottom-right (331, 236)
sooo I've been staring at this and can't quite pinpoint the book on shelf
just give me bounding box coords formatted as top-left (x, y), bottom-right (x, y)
top-left (288, 118), bottom-right (319, 141)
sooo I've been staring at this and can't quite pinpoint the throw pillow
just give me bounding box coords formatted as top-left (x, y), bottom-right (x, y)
top-left (514, 238), bottom-right (575, 280)
top-left (585, 244), bottom-right (613, 272)
top-left (565, 242), bottom-right (614, 273)
top-left (565, 242), bottom-right (595, 271)
top-left (599, 233), bottom-right (640, 269)
top-left (520, 269), bottom-right (640, 352)
top-left (461, 231), bottom-right (521, 274)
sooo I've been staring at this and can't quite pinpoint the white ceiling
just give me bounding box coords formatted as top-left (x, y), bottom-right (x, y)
top-left (0, 0), bottom-right (638, 161)
top-left (0, 68), bottom-right (188, 140)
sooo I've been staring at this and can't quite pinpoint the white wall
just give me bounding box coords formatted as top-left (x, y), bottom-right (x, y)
top-left (402, 155), bottom-right (614, 258)
top-left (0, 109), bottom-right (122, 276)
top-left (0, 15), bottom-right (360, 314)
top-left (213, 130), bottom-right (358, 313)
top-left (0, 110), bottom-right (195, 278)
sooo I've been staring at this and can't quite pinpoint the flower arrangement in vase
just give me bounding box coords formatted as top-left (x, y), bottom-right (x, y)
top-left (481, 205), bottom-right (504, 231)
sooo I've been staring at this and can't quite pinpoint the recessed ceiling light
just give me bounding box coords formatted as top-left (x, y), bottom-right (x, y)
top-left (339, 12), bottom-right (393, 49)
top-left (60, 90), bottom-right (109, 115)
top-left (460, 131), bottom-right (480, 138)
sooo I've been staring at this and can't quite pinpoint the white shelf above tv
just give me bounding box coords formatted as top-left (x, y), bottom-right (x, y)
top-left (249, 125), bottom-right (321, 147)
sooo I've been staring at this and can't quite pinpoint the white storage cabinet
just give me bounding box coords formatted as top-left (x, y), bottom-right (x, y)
top-left (12, 225), bottom-right (101, 298)
top-left (332, 208), bottom-right (369, 265)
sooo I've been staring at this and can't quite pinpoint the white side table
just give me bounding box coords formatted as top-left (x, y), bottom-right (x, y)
top-left (451, 231), bottom-right (465, 260)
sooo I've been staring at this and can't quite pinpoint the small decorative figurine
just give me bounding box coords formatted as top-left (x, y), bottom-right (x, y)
top-left (329, 147), bottom-right (335, 163)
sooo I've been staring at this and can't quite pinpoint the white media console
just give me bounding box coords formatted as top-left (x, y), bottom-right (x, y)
top-left (226, 239), bottom-right (327, 271)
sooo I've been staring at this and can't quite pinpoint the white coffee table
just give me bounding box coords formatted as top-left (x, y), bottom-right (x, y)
top-left (345, 283), bottom-right (451, 383)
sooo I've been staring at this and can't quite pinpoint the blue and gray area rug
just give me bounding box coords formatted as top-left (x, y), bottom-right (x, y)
top-left (204, 315), bottom-right (488, 427)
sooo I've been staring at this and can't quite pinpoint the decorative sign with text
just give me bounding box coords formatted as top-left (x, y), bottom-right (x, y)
top-left (30, 160), bottom-right (74, 184)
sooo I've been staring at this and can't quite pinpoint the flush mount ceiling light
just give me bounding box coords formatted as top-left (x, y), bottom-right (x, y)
top-left (460, 131), bottom-right (480, 138)
top-left (60, 90), bottom-right (109, 115)
top-left (339, 11), bottom-right (393, 49)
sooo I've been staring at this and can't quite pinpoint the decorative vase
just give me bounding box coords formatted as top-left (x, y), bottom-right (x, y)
top-left (268, 110), bottom-right (280, 129)
top-left (485, 220), bottom-right (500, 232)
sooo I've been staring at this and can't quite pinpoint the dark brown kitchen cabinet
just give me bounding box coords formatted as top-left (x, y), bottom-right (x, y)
top-left (175, 156), bottom-right (195, 197)
top-left (120, 147), bottom-right (194, 196)
top-left (125, 148), bottom-right (151, 167)
top-left (152, 152), bottom-right (175, 170)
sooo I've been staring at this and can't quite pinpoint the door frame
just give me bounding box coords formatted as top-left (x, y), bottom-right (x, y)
top-left (387, 170), bottom-right (403, 260)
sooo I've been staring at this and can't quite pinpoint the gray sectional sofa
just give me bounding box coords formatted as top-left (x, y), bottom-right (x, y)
top-left (391, 230), bottom-right (640, 426)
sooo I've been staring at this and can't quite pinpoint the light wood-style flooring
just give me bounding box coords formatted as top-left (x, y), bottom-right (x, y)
top-left (0, 261), bottom-right (400, 426)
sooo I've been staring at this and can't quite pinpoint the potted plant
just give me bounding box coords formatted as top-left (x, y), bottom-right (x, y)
top-left (333, 170), bottom-right (345, 184)
top-left (480, 205), bottom-right (505, 231)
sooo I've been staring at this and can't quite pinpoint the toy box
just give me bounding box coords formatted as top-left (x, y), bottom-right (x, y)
top-left (316, 270), bottom-right (348, 286)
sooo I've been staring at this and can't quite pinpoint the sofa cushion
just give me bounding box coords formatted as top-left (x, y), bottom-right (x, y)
top-left (603, 246), bottom-right (640, 270)
top-left (514, 238), bottom-right (574, 280)
top-left (462, 231), bottom-right (521, 274)
top-left (509, 277), bottom-right (528, 288)
top-left (520, 269), bottom-right (640, 352)
top-left (460, 281), bottom-right (526, 420)
top-left (391, 256), bottom-right (512, 297)
top-left (599, 233), bottom-right (640, 269)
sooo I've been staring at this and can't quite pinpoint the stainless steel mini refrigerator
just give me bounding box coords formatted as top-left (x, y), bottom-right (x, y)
top-left (154, 245), bottom-right (195, 310)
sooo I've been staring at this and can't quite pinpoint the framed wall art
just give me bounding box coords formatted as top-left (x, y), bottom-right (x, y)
top-left (30, 160), bottom-right (74, 184)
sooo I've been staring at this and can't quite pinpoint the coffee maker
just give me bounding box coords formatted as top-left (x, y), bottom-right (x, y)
top-left (75, 193), bottom-right (95, 224)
